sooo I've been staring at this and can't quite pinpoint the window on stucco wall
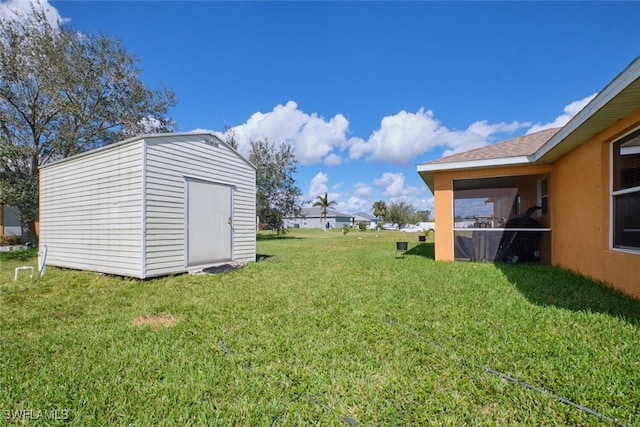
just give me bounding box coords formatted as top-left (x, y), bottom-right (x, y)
top-left (537, 177), bottom-right (549, 216)
top-left (612, 128), bottom-right (640, 251)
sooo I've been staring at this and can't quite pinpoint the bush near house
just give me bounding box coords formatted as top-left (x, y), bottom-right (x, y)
top-left (0, 235), bottom-right (23, 246)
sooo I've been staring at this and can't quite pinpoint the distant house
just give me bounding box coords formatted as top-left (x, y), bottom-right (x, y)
top-left (0, 203), bottom-right (22, 237)
top-left (352, 211), bottom-right (378, 228)
top-left (285, 207), bottom-right (354, 229)
top-left (417, 56), bottom-right (640, 299)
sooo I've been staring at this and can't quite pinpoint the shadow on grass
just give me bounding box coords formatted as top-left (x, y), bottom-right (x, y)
top-left (404, 243), bottom-right (435, 260)
top-left (256, 233), bottom-right (303, 241)
top-left (497, 263), bottom-right (640, 325)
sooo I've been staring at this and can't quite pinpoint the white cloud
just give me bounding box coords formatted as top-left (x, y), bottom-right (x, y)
top-left (202, 101), bottom-right (534, 168)
top-left (353, 182), bottom-right (372, 197)
top-left (526, 93), bottom-right (597, 134)
top-left (324, 153), bottom-right (342, 166)
top-left (349, 109), bottom-right (444, 164)
top-left (348, 108), bottom-right (529, 163)
top-left (307, 172), bottom-right (329, 200)
top-left (190, 127), bottom-right (215, 134)
top-left (373, 172), bottom-right (421, 199)
top-left (227, 101), bottom-right (351, 165)
top-left (0, 0), bottom-right (67, 26)
top-left (337, 197), bottom-right (369, 214)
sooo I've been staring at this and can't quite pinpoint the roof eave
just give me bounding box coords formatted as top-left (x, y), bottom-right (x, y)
top-left (534, 56), bottom-right (640, 162)
top-left (417, 155), bottom-right (534, 194)
top-left (417, 155), bottom-right (533, 174)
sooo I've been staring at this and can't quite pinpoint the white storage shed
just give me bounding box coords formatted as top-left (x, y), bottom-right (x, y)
top-left (39, 132), bottom-right (256, 278)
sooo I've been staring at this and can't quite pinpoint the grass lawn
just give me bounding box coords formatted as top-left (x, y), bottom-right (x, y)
top-left (1, 229), bottom-right (639, 426)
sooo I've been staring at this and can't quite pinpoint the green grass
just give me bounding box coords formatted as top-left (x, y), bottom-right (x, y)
top-left (1, 229), bottom-right (638, 426)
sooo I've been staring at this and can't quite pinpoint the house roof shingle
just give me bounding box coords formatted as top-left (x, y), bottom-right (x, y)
top-left (292, 207), bottom-right (353, 218)
top-left (421, 127), bottom-right (560, 166)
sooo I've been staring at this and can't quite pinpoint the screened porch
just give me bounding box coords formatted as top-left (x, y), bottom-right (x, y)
top-left (453, 174), bottom-right (551, 264)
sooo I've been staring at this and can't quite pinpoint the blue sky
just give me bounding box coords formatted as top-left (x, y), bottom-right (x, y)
top-left (3, 0), bottom-right (639, 216)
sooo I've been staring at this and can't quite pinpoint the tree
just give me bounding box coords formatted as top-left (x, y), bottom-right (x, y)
top-left (222, 124), bottom-right (239, 150)
top-left (249, 139), bottom-right (303, 234)
top-left (0, 7), bottom-right (177, 240)
top-left (313, 192), bottom-right (336, 230)
top-left (372, 200), bottom-right (387, 221)
top-left (386, 201), bottom-right (417, 228)
top-left (416, 209), bottom-right (432, 222)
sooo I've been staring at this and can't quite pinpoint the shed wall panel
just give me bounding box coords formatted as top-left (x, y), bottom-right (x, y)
top-left (144, 137), bottom-right (255, 277)
top-left (39, 133), bottom-right (255, 279)
top-left (39, 141), bottom-right (144, 278)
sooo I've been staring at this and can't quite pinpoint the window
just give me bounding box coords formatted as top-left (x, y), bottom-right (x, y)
top-left (612, 128), bottom-right (640, 250)
top-left (537, 177), bottom-right (549, 216)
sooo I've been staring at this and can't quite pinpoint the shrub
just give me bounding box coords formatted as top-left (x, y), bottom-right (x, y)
top-left (0, 235), bottom-right (23, 246)
top-left (0, 246), bottom-right (37, 261)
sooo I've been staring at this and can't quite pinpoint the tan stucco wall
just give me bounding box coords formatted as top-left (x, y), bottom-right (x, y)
top-left (433, 164), bottom-right (553, 261)
top-left (552, 109), bottom-right (640, 299)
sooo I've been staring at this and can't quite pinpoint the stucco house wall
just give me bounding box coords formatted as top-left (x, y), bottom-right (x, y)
top-left (552, 109), bottom-right (640, 297)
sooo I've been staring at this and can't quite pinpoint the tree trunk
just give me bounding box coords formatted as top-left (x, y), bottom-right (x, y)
top-left (21, 219), bottom-right (37, 243)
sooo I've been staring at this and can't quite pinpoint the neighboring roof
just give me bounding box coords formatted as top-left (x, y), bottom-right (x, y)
top-left (289, 207), bottom-right (354, 219)
top-left (417, 55), bottom-right (640, 191)
top-left (40, 132), bottom-right (256, 170)
top-left (352, 211), bottom-right (376, 221)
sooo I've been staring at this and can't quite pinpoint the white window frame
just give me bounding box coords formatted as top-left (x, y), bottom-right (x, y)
top-left (536, 176), bottom-right (549, 217)
top-left (610, 126), bottom-right (640, 253)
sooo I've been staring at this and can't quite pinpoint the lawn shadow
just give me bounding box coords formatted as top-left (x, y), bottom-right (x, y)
top-left (404, 243), bottom-right (435, 259)
top-left (256, 233), bottom-right (303, 241)
top-left (496, 263), bottom-right (640, 325)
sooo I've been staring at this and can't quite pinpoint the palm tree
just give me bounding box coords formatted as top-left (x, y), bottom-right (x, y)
top-left (372, 200), bottom-right (387, 222)
top-left (313, 192), bottom-right (337, 230)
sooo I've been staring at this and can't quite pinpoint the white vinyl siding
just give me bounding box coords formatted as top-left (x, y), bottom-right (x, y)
top-left (39, 140), bottom-right (145, 277)
top-left (144, 136), bottom-right (255, 276)
top-left (39, 133), bottom-right (256, 279)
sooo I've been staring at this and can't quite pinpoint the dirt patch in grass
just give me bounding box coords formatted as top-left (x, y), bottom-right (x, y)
top-left (131, 313), bottom-right (180, 329)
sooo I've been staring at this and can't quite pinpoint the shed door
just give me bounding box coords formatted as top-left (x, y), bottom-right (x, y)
top-left (186, 179), bottom-right (233, 266)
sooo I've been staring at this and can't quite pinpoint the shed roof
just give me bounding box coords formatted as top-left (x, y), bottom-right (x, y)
top-left (40, 132), bottom-right (255, 170)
